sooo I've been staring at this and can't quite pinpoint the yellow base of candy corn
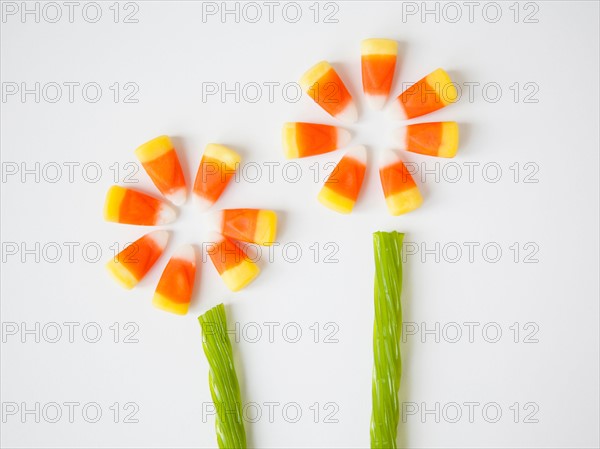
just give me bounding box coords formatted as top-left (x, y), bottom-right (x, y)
top-left (135, 136), bottom-right (173, 162)
top-left (299, 61), bottom-right (331, 91)
top-left (282, 123), bottom-right (300, 159)
top-left (221, 260), bottom-right (260, 292)
top-left (385, 187), bottom-right (423, 216)
top-left (438, 122), bottom-right (460, 158)
top-left (152, 292), bottom-right (189, 315)
top-left (425, 69), bottom-right (458, 105)
top-left (204, 144), bottom-right (241, 170)
top-left (318, 186), bottom-right (355, 214)
top-left (361, 38), bottom-right (398, 55)
top-left (103, 186), bottom-right (126, 222)
top-left (254, 210), bottom-right (278, 245)
top-left (106, 260), bottom-right (138, 289)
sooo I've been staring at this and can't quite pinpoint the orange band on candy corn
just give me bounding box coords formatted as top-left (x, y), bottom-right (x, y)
top-left (153, 245), bottom-right (196, 315)
top-left (193, 144), bottom-right (241, 211)
top-left (390, 68), bottom-right (458, 120)
top-left (135, 136), bottom-right (187, 206)
top-left (106, 230), bottom-right (169, 289)
top-left (379, 151), bottom-right (423, 216)
top-left (318, 146), bottom-right (367, 214)
top-left (103, 186), bottom-right (176, 226)
top-left (206, 235), bottom-right (260, 292)
top-left (299, 61), bottom-right (358, 123)
top-left (282, 122), bottom-right (351, 159)
top-left (362, 55), bottom-right (396, 95)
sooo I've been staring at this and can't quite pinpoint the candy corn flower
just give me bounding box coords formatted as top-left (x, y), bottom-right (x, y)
top-left (285, 38), bottom-right (460, 215)
top-left (104, 136), bottom-right (278, 315)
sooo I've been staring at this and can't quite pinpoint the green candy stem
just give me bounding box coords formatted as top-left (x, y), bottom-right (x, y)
top-left (370, 231), bottom-right (404, 449)
top-left (199, 304), bottom-right (247, 449)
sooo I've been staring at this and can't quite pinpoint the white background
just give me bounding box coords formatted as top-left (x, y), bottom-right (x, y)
top-left (1, 1), bottom-right (599, 448)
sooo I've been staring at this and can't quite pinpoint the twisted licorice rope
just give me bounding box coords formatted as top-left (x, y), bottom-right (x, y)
top-left (199, 304), bottom-right (247, 449)
top-left (371, 231), bottom-right (404, 448)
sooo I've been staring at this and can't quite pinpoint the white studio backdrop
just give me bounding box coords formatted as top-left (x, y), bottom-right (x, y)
top-left (1, 1), bottom-right (599, 448)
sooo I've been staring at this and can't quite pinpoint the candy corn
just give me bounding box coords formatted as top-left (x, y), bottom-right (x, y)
top-left (193, 144), bottom-right (240, 211)
top-left (389, 68), bottom-right (457, 120)
top-left (135, 135), bottom-right (187, 206)
top-left (361, 39), bottom-right (398, 110)
top-left (152, 244), bottom-right (196, 315)
top-left (318, 145), bottom-right (367, 214)
top-left (208, 209), bottom-right (277, 246)
top-left (104, 186), bottom-right (176, 226)
top-left (106, 230), bottom-right (169, 289)
top-left (395, 122), bottom-right (459, 158)
top-left (282, 122), bottom-right (351, 159)
top-left (299, 61), bottom-right (358, 123)
top-left (379, 150), bottom-right (423, 215)
top-left (206, 234), bottom-right (260, 292)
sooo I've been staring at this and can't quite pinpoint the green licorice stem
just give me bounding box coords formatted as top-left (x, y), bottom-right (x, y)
top-left (199, 304), bottom-right (247, 449)
top-left (370, 231), bottom-right (404, 449)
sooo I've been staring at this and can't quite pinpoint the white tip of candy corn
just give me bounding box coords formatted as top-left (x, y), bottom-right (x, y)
top-left (148, 230), bottom-right (169, 250)
top-left (173, 244), bottom-right (196, 264)
top-left (366, 94), bottom-right (387, 110)
top-left (165, 188), bottom-right (187, 206)
top-left (193, 194), bottom-right (215, 212)
top-left (387, 100), bottom-right (407, 121)
top-left (381, 149), bottom-right (401, 168)
top-left (156, 204), bottom-right (177, 225)
top-left (336, 101), bottom-right (358, 124)
top-left (393, 127), bottom-right (407, 150)
top-left (205, 210), bottom-right (224, 233)
top-left (336, 128), bottom-right (352, 149)
top-left (346, 145), bottom-right (367, 165)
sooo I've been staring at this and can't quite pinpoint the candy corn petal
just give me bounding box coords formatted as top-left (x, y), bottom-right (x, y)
top-left (135, 136), bottom-right (187, 206)
top-left (152, 244), bottom-right (196, 315)
top-left (103, 186), bottom-right (176, 226)
top-left (395, 122), bottom-right (459, 158)
top-left (389, 68), bottom-right (457, 120)
top-left (318, 145), bottom-right (367, 214)
top-left (282, 122), bottom-right (351, 159)
top-left (299, 61), bottom-right (358, 124)
top-left (361, 38), bottom-right (398, 110)
top-left (209, 209), bottom-right (278, 246)
top-left (206, 234), bottom-right (260, 292)
top-left (193, 144), bottom-right (241, 211)
top-left (379, 150), bottom-right (423, 216)
top-left (106, 230), bottom-right (169, 289)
